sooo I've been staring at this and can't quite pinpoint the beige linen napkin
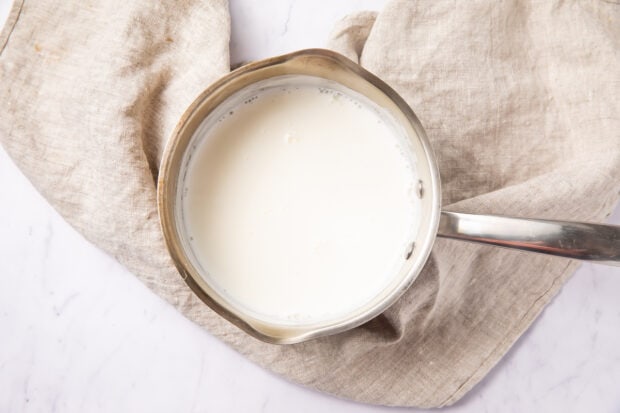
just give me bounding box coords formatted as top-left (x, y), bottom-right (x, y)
top-left (1, 0), bottom-right (618, 407)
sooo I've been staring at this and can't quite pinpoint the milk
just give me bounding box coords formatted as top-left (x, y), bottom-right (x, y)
top-left (182, 79), bottom-right (420, 324)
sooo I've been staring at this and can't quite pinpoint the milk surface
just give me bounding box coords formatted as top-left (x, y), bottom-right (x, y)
top-left (183, 81), bottom-right (420, 324)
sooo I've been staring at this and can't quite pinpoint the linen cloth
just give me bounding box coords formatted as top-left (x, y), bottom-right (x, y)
top-left (1, 0), bottom-right (618, 407)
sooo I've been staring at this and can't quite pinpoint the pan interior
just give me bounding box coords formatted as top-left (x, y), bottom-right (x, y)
top-left (176, 75), bottom-right (423, 327)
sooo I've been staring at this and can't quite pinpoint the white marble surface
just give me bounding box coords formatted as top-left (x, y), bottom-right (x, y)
top-left (1, 0), bottom-right (619, 411)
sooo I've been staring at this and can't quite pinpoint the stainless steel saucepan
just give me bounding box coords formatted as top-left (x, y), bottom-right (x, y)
top-left (158, 49), bottom-right (619, 344)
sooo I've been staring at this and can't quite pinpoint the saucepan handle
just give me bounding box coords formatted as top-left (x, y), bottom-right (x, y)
top-left (437, 211), bottom-right (620, 266)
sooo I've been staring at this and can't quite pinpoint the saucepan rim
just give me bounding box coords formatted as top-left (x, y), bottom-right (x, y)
top-left (157, 48), bottom-right (441, 344)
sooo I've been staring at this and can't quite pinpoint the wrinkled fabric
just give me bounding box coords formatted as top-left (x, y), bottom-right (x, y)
top-left (1, 0), bottom-right (618, 407)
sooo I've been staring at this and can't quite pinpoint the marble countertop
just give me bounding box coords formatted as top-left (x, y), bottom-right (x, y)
top-left (1, 0), bottom-right (619, 411)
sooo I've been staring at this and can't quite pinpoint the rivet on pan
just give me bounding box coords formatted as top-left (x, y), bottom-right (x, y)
top-left (405, 242), bottom-right (416, 260)
top-left (416, 180), bottom-right (424, 199)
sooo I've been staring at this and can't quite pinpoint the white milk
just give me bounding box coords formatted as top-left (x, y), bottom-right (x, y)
top-left (182, 80), bottom-right (420, 324)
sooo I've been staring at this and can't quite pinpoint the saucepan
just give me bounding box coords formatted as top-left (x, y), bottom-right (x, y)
top-left (157, 49), bottom-right (619, 344)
